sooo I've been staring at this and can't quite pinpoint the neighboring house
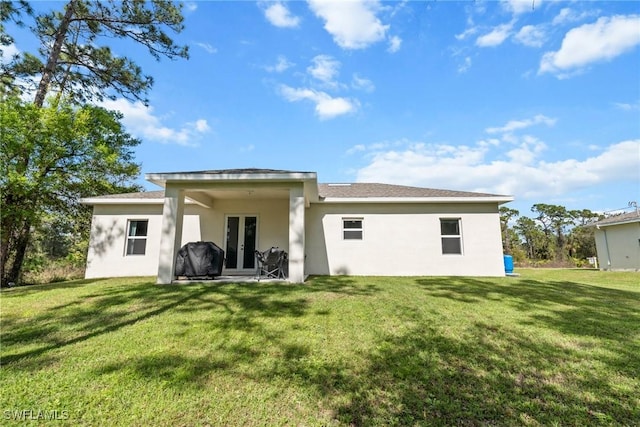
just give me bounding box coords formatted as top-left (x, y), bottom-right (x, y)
top-left (592, 211), bottom-right (640, 271)
top-left (81, 169), bottom-right (514, 283)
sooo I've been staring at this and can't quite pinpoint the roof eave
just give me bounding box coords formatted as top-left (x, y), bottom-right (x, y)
top-left (80, 197), bottom-right (198, 206)
top-left (595, 217), bottom-right (640, 228)
top-left (145, 171), bottom-right (320, 204)
top-left (145, 171), bottom-right (318, 187)
top-left (319, 196), bottom-right (514, 204)
top-left (80, 197), bottom-right (163, 205)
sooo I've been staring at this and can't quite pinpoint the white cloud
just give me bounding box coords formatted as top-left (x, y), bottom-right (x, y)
top-left (614, 101), bottom-right (640, 111)
top-left (99, 98), bottom-right (210, 146)
top-left (195, 42), bottom-right (217, 54)
top-left (265, 55), bottom-right (294, 73)
top-left (387, 35), bottom-right (402, 53)
top-left (539, 15), bottom-right (640, 77)
top-left (351, 74), bottom-right (375, 92)
top-left (263, 2), bottom-right (300, 28)
top-left (552, 7), bottom-right (596, 26)
top-left (307, 54), bottom-right (341, 85)
top-left (455, 26), bottom-right (478, 41)
top-left (346, 144), bottom-right (366, 155)
top-left (193, 119), bottom-right (210, 132)
top-left (184, 2), bottom-right (197, 12)
top-left (505, 135), bottom-right (547, 163)
top-left (0, 43), bottom-right (20, 64)
top-left (501, 0), bottom-right (539, 16)
top-left (486, 114), bottom-right (557, 134)
top-left (476, 22), bottom-right (514, 47)
top-left (514, 24), bottom-right (546, 47)
top-left (1, 45), bottom-right (39, 100)
top-left (354, 139), bottom-right (640, 199)
top-left (457, 56), bottom-right (472, 73)
top-left (552, 8), bottom-right (573, 26)
top-left (307, 0), bottom-right (389, 49)
top-left (279, 85), bottom-right (359, 120)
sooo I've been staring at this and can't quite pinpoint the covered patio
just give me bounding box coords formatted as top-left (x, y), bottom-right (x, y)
top-left (145, 169), bottom-right (319, 284)
top-left (172, 275), bottom-right (289, 284)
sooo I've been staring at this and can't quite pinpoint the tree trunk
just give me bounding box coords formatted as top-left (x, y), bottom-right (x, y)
top-left (11, 0), bottom-right (77, 284)
top-left (33, 0), bottom-right (77, 107)
top-left (0, 221), bottom-right (14, 287)
top-left (6, 220), bottom-right (32, 286)
top-left (1, 191), bottom-right (37, 287)
top-left (0, 195), bottom-right (20, 287)
top-left (556, 230), bottom-right (566, 262)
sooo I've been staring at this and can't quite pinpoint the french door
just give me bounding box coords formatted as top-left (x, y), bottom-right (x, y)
top-left (224, 215), bottom-right (258, 272)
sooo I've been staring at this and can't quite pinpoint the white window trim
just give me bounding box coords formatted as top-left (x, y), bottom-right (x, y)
top-left (342, 217), bottom-right (364, 240)
top-left (125, 219), bottom-right (149, 256)
top-left (440, 218), bottom-right (463, 255)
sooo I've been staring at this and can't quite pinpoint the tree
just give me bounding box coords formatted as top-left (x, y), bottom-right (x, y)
top-left (1, 1), bottom-right (189, 286)
top-left (514, 216), bottom-right (547, 260)
top-left (0, 1), bottom-right (32, 46)
top-left (1, 1), bottom-right (32, 94)
top-left (499, 206), bottom-right (519, 254)
top-left (531, 203), bottom-right (574, 262)
top-left (567, 209), bottom-right (600, 261)
top-left (2, 0), bottom-right (189, 106)
top-left (1, 96), bottom-right (141, 286)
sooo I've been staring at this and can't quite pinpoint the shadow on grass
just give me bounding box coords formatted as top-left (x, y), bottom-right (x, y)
top-left (0, 278), bottom-right (112, 295)
top-left (96, 353), bottom-right (231, 389)
top-left (323, 321), bottom-right (638, 425)
top-left (4, 275), bottom-right (637, 425)
top-left (1, 285), bottom-right (211, 365)
top-left (0, 275), bottom-right (374, 368)
top-left (413, 277), bottom-right (640, 342)
top-left (256, 277), bottom-right (639, 425)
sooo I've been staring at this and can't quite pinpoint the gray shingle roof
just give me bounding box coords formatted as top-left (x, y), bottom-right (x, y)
top-left (90, 190), bottom-right (165, 199)
top-left (154, 168), bottom-right (313, 175)
top-left (87, 183), bottom-right (508, 201)
top-left (593, 211), bottom-right (640, 226)
top-left (318, 183), bottom-right (505, 198)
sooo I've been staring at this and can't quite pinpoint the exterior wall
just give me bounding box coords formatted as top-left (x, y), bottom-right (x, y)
top-left (210, 198), bottom-right (290, 253)
top-left (86, 204), bottom-right (206, 278)
top-left (305, 202), bottom-right (506, 277)
top-left (594, 222), bottom-right (640, 271)
top-left (85, 198), bottom-right (289, 279)
top-left (86, 198), bottom-right (507, 279)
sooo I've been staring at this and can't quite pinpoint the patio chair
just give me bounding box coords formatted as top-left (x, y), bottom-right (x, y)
top-left (255, 247), bottom-right (287, 281)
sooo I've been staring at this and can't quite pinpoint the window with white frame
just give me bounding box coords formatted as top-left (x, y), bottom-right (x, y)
top-left (343, 218), bottom-right (363, 240)
top-left (440, 218), bottom-right (462, 254)
top-left (125, 220), bottom-right (148, 255)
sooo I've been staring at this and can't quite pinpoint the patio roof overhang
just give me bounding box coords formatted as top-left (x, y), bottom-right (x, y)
top-left (151, 169), bottom-right (311, 284)
top-left (145, 169), bottom-right (320, 208)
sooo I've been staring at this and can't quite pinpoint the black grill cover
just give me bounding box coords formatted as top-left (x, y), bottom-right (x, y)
top-left (175, 241), bottom-right (225, 278)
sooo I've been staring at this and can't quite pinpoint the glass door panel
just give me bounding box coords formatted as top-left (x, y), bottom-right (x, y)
top-left (242, 216), bottom-right (257, 269)
top-left (225, 216), bottom-right (239, 268)
top-left (224, 215), bottom-right (258, 271)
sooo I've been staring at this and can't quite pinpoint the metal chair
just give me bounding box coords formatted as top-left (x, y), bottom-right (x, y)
top-left (255, 247), bottom-right (287, 280)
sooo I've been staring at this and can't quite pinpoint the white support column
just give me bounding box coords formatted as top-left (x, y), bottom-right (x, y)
top-left (288, 184), bottom-right (305, 283)
top-left (156, 185), bottom-right (185, 284)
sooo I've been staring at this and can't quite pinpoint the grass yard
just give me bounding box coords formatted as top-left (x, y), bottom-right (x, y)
top-left (1, 270), bottom-right (638, 426)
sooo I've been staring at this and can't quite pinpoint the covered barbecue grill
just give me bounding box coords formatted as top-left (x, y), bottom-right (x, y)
top-left (175, 241), bottom-right (225, 279)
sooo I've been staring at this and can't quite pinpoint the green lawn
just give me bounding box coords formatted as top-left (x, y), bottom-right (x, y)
top-left (1, 270), bottom-right (638, 426)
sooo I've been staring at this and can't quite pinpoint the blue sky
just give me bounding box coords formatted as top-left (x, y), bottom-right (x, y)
top-left (5, 1), bottom-right (640, 215)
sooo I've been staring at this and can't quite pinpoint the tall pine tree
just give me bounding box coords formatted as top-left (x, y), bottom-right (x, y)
top-left (0, 1), bottom-right (189, 286)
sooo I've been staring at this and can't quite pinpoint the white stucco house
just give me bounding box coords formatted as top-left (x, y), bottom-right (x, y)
top-left (81, 169), bottom-right (514, 283)
top-left (593, 211), bottom-right (640, 271)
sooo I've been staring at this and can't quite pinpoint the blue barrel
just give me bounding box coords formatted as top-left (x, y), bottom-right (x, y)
top-left (503, 255), bottom-right (514, 274)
